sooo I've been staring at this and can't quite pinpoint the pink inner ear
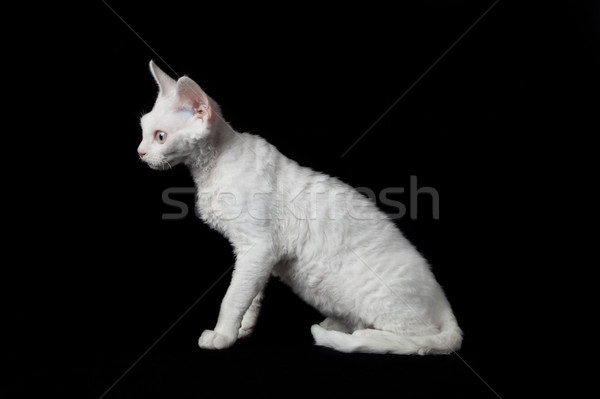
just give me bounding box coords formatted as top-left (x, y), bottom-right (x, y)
top-left (175, 99), bottom-right (209, 119)
top-left (174, 77), bottom-right (217, 122)
top-left (176, 77), bottom-right (206, 103)
top-left (194, 103), bottom-right (209, 116)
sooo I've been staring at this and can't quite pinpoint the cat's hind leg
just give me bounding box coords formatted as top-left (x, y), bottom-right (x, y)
top-left (310, 325), bottom-right (425, 355)
top-left (310, 312), bottom-right (462, 355)
top-left (319, 317), bottom-right (352, 333)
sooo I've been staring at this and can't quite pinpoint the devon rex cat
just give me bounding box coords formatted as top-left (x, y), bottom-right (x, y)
top-left (137, 61), bottom-right (462, 355)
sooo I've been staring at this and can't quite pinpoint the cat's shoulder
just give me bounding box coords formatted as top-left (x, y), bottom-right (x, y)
top-left (238, 132), bottom-right (275, 152)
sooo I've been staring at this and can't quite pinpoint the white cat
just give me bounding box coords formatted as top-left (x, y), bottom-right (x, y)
top-left (137, 61), bottom-right (462, 355)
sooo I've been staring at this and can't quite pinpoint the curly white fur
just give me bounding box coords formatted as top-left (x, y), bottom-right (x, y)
top-left (138, 61), bottom-right (462, 355)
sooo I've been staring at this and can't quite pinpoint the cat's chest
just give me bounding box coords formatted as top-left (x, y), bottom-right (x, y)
top-left (194, 188), bottom-right (233, 233)
top-left (194, 182), bottom-right (264, 244)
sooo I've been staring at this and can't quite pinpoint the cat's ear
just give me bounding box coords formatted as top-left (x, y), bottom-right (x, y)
top-left (149, 60), bottom-right (176, 96)
top-left (175, 76), bottom-right (212, 119)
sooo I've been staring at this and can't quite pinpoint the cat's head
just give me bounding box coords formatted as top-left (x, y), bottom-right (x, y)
top-left (138, 61), bottom-right (221, 170)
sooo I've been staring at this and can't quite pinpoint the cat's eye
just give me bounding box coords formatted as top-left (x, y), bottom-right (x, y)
top-left (155, 131), bottom-right (167, 144)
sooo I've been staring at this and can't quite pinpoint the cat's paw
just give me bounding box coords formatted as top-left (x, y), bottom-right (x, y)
top-left (237, 314), bottom-right (257, 339)
top-left (237, 325), bottom-right (254, 339)
top-left (198, 329), bottom-right (236, 350)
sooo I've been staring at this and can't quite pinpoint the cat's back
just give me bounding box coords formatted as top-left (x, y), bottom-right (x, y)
top-left (213, 131), bottom-right (395, 243)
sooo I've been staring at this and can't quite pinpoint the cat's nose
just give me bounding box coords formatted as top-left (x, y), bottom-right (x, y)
top-left (138, 151), bottom-right (146, 158)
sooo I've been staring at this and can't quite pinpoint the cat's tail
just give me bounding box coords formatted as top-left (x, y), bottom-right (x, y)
top-left (310, 309), bottom-right (462, 355)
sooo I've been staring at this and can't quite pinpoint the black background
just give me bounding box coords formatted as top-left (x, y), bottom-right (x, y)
top-left (7, 1), bottom-right (598, 398)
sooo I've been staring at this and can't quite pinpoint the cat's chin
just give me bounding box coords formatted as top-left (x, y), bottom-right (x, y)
top-left (147, 163), bottom-right (170, 171)
top-left (142, 155), bottom-right (184, 170)
top-left (145, 159), bottom-right (176, 170)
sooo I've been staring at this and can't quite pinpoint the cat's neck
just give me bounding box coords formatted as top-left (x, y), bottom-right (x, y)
top-left (185, 116), bottom-right (237, 185)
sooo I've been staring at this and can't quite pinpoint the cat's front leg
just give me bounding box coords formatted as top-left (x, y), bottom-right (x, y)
top-left (238, 289), bottom-right (264, 339)
top-left (198, 289), bottom-right (264, 348)
top-left (198, 247), bottom-right (274, 350)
